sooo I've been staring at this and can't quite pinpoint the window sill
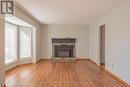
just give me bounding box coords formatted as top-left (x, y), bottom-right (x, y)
top-left (5, 60), bottom-right (17, 65)
top-left (5, 58), bottom-right (32, 65)
top-left (19, 57), bottom-right (32, 61)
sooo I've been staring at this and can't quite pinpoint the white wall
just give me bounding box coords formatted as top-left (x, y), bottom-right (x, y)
top-left (89, 0), bottom-right (130, 84)
top-left (41, 25), bottom-right (89, 59)
top-left (0, 18), bottom-right (5, 87)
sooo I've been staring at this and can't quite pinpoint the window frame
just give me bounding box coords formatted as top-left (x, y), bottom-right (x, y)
top-left (5, 22), bottom-right (18, 64)
top-left (19, 26), bottom-right (32, 59)
top-left (5, 22), bottom-right (33, 64)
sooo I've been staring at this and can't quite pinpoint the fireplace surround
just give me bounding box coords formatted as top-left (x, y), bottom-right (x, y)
top-left (52, 38), bottom-right (76, 58)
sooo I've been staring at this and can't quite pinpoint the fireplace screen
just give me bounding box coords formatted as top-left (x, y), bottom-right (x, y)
top-left (52, 38), bottom-right (76, 58)
top-left (54, 45), bottom-right (73, 58)
top-left (58, 51), bottom-right (69, 57)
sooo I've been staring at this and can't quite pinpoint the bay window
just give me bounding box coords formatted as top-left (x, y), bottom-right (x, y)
top-left (5, 22), bottom-right (32, 64)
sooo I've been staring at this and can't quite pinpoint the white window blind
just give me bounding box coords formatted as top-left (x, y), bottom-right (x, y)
top-left (5, 23), bottom-right (17, 63)
top-left (19, 26), bottom-right (32, 59)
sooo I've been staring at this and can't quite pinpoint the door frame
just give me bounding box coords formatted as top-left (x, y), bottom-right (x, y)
top-left (99, 24), bottom-right (105, 66)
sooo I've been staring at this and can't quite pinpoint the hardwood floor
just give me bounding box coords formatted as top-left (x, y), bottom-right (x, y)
top-left (6, 60), bottom-right (127, 87)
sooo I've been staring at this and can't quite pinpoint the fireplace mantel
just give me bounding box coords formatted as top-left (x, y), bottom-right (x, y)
top-left (52, 38), bottom-right (76, 43)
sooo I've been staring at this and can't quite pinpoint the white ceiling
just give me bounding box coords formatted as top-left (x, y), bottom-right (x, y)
top-left (16, 0), bottom-right (124, 25)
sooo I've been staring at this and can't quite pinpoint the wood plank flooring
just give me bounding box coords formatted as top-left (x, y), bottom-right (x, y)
top-left (6, 60), bottom-right (127, 87)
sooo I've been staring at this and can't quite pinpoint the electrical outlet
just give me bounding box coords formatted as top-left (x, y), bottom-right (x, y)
top-left (111, 64), bottom-right (114, 68)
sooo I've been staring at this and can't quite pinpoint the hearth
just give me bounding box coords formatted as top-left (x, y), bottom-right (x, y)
top-left (52, 38), bottom-right (76, 58)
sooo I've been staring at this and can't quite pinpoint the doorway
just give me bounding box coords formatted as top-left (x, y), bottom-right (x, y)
top-left (100, 24), bottom-right (105, 65)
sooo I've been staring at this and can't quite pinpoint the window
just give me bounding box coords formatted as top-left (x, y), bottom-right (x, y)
top-left (5, 23), bottom-right (17, 63)
top-left (19, 26), bottom-right (32, 59)
top-left (5, 17), bottom-right (33, 64)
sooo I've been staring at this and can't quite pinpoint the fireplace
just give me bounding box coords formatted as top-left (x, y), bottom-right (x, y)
top-left (52, 38), bottom-right (76, 58)
top-left (54, 45), bottom-right (73, 57)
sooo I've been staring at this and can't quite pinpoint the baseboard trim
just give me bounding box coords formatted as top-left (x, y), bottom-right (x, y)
top-left (6, 65), bottom-right (19, 73)
top-left (6, 62), bottom-right (33, 73)
top-left (88, 59), bottom-right (130, 87)
top-left (19, 62), bottom-right (33, 66)
top-left (106, 70), bottom-right (130, 87)
top-left (87, 59), bottom-right (98, 66)
top-left (40, 59), bottom-right (51, 61)
top-left (36, 59), bottom-right (41, 63)
top-left (40, 58), bottom-right (89, 61)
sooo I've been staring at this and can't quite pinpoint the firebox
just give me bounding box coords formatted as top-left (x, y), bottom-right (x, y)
top-left (52, 38), bottom-right (76, 58)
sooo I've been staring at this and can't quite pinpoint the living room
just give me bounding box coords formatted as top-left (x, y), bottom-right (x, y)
top-left (0, 0), bottom-right (130, 87)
